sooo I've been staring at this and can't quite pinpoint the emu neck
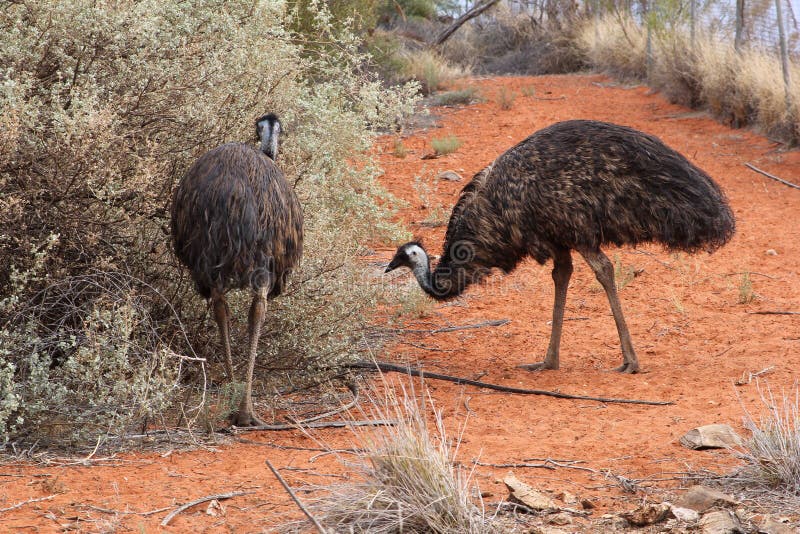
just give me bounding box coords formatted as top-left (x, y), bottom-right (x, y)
top-left (411, 258), bottom-right (466, 301)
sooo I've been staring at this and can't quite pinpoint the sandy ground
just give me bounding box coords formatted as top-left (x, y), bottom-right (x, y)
top-left (2, 74), bottom-right (800, 532)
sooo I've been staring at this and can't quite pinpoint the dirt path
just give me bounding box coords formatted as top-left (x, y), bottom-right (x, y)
top-left (3, 74), bottom-right (800, 532)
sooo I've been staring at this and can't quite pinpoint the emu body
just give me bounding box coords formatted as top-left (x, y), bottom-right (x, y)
top-left (171, 114), bottom-right (303, 426)
top-left (386, 120), bottom-right (734, 373)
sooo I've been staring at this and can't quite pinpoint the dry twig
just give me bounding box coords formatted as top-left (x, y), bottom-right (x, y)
top-left (266, 460), bottom-right (326, 533)
top-left (0, 495), bottom-right (56, 514)
top-left (160, 491), bottom-right (254, 526)
top-left (745, 163), bottom-right (800, 190)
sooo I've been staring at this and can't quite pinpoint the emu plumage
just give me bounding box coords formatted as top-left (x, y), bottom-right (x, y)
top-left (171, 114), bottom-right (303, 426)
top-left (386, 120), bottom-right (735, 373)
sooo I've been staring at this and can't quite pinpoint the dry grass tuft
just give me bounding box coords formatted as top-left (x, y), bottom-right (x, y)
top-left (305, 380), bottom-right (493, 533)
top-left (431, 135), bottom-right (463, 156)
top-left (577, 15), bottom-right (647, 81)
top-left (738, 382), bottom-right (800, 495)
top-left (401, 49), bottom-right (467, 95)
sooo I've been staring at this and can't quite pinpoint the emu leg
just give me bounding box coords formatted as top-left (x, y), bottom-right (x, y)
top-left (580, 249), bottom-right (639, 374)
top-left (519, 248), bottom-right (573, 372)
top-left (211, 289), bottom-right (235, 381)
top-left (232, 287), bottom-right (268, 427)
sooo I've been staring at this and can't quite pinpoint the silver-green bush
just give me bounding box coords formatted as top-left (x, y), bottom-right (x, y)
top-left (0, 0), bottom-right (417, 449)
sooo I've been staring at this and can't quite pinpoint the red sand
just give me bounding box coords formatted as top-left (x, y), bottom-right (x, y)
top-left (3, 74), bottom-right (800, 532)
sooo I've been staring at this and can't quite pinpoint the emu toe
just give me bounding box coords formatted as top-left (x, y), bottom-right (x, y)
top-left (613, 362), bottom-right (640, 374)
top-left (517, 361), bottom-right (559, 372)
top-left (230, 408), bottom-right (267, 428)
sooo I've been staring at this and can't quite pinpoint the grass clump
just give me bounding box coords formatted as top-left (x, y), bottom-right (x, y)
top-left (738, 271), bottom-right (755, 304)
top-left (306, 382), bottom-right (492, 533)
top-left (428, 87), bottom-right (481, 107)
top-left (576, 13), bottom-right (800, 142)
top-left (739, 383), bottom-right (800, 495)
top-left (401, 48), bottom-right (467, 95)
top-left (431, 135), bottom-right (463, 156)
top-left (576, 14), bottom-right (647, 81)
top-left (496, 87), bottom-right (516, 110)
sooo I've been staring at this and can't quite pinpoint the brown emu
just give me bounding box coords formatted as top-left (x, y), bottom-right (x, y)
top-left (171, 114), bottom-right (303, 426)
top-left (386, 120), bottom-right (734, 373)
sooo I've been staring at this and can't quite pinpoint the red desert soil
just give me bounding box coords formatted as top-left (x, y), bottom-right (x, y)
top-left (3, 74), bottom-right (800, 532)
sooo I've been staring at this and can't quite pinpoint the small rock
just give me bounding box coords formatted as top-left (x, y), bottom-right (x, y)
top-left (437, 170), bottom-right (462, 181)
top-left (699, 510), bottom-right (744, 534)
top-left (680, 424), bottom-right (744, 450)
top-left (674, 485), bottom-right (739, 513)
top-left (503, 473), bottom-right (558, 511)
top-left (756, 514), bottom-right (796, 534)
top-left (671, 505), bottom-right (701, 522)
top-left (555, 490), bottom-right (578, 505)
top-left (766, 249), bottom-right (778, 256)
top-left (547, 512), bottom-right (573, 526)
top-left (205, 499), bottom-right (224, 517)
top-left (580, 498), bottom-right (595, 510)
top-left (621, 503), bottom-right (671, 527)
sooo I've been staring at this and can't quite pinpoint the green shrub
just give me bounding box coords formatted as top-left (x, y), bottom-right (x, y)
top-left (0, 0), bottom-right (417, 450)
top-left (428, 88), bottom-right (480, 107)
top-left (431, 135), bottom-right (463, 155)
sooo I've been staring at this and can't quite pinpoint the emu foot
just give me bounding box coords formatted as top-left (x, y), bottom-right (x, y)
top-left (229, 409), bottom-right (267, 428)
top-left (613, 361), bottom-right (640, 374)
top-left (517, 361), bottom-right (558, 372)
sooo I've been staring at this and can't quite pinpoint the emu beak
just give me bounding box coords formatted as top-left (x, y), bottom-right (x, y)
top-left (385, 258), bottom-right (399, 273)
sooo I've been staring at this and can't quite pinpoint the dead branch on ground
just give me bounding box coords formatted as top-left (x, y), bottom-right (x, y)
top-left (229, 419), bottom-right (396, 433)
top-left (745, 163), bottom-right (800, 190)
top-left (0, 495), bottom-right (56, 514)
top-left (348, 361), bottom-right (674, 406)
top-left (266, 460), bottom-right (326, 533)
top-left (160, 491), bottom-right (254, 526)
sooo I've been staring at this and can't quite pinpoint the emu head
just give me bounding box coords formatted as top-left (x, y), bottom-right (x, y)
top-left (385, 242), bottom-right (429, 274)
top-left (255, 113), bottom-right (281, 161)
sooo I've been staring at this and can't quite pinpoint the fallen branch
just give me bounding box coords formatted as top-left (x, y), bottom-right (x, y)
top-left (431, 318), bottom-right (510, 333)
top-left (82, 504), bottom-right (173, 516)
top-left (745, 163), bottom-right (800, 190)
top-left (348, 361), bottom-right (673, 406)
top-left (531, 95), bottom-right (567, 101)
top-left (229, 419), bottom-right (396, 433)
top-left (748, 310), bottom-right (800, 315)
top-left (266, 460), bottom-right (326, 533)
top-left (389, 318), bottom-right (510, 335)
top-left (474, 458), bottom-right (596, 473)
top-left (160, 491), bottom-right (254, 526)
top-left (433, 0), bottom-right (501, 46)
top-left (0, 495), bottom-right (56, 514)
top-left (287, 382), bottom-right (359, 426)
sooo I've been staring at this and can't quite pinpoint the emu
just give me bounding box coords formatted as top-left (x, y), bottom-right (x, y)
top-left (171, 114), bottom-right (303, 426)
top-left (386, 120), bottom-right (734, 373)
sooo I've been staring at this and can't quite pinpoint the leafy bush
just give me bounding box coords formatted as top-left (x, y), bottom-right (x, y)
top-left (0, 0), bottom-right (417, 449)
